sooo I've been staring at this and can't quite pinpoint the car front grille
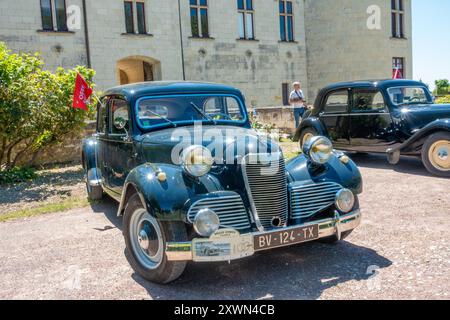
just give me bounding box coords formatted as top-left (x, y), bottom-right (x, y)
top-left (242, 153), bottom-right (288, 230)
top-left (187, 195), bottom-right (251, 231)
top-left (290, 182), bottom-right (342, 219)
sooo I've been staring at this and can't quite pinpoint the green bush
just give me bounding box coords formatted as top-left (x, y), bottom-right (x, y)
top-left (0, 167), bottom-right (37, 184)
top-left (436, 95), bottom-right (450, 104)
top-left (0, 42), bottom-right (96, 170)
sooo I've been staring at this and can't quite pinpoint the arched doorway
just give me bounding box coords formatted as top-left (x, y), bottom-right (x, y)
top-left (116, 56), bottom-right (162, 85)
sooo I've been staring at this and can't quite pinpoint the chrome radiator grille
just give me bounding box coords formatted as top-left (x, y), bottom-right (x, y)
top-left (290, 182), bottom-right (342, 219)
top-left (242, 154), bottom-right (288, 230)
top-left (188, 195), bottom-right (251, 230)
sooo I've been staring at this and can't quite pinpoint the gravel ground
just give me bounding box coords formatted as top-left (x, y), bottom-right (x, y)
top-left (0, 152), bottom-right (449, 300)
top-left (0, 164), bottom-right (85, 215)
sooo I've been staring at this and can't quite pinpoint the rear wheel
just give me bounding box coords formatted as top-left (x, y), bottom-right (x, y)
top-left (123, 194), bottom-right (187, 284)
top-left (421, 132), bottom-right (450, 177)
top-left (299, 128), bottom-right (318, 149)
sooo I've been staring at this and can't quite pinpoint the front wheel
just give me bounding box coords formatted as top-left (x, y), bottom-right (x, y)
top-left (421, 132), bottom-right (450, 177)
top-left (123, 194), bottom-right (187, 284)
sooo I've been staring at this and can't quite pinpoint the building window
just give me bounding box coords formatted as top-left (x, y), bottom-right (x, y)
top-left (40, 0), bottom-right (53, 31)
top-left (391, 0), bottom-right (405, 38)
top-left (136, 2), bottom-right (146, 34)
top-left (237, 0), bottom-right (254, 40)
top-left (279, 0), bottom-right (294, 42)
top-left (124, 1), bottom-right (147, 34)
top-left (40, 0), bottom-right (68, 31)
top-left (392, 57), bottom-right (404, 79)
top-left (190, 0), bottom-right (209, 38)
top-left (282, 83), bottom-right (290, 106)
top-left (54, 0), bottom-right (68, 31)
top-left (124, 2), bottom-right (134, 33)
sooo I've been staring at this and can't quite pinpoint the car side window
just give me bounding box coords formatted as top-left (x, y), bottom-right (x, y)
top-left (97, 98), bottom-right (108, 134)
top-left (352, 89), bottom-right (387, 113)
top-left (324, 90), bottom-right (349, 114)
top-left (109, 98), bottom-right (130, 135)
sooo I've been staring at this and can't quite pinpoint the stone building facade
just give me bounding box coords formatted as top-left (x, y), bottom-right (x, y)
top-left (0, 0), bottom-right (412, 108)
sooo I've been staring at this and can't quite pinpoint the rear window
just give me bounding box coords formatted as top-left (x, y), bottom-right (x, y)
top-left (324, 90), bottom-right (349, 114)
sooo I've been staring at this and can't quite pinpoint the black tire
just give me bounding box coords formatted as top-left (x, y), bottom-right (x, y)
top-left (123, 194), bottom-right (187, 284)
top-left (299, 127), bottom-right (318, 149)
top-left (86, 181), bottom-right (103, 201)
top-left (318, 230), bottom-right (353, 244)
top-left (421, 132), bottom-right (450, 177)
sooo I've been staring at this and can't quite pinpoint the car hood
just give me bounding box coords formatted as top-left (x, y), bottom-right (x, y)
top-left (399, 104), bottom-right (450, 130)
top-left (139, 125), bottom-right (281, 165)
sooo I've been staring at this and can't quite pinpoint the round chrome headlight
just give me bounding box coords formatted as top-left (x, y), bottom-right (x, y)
top-left (335, 189), bottom-right (355, 213)
top-left (181, 145), bottom-right (213, 177)
top-left (303, 136), bottom-right (333, 164)
top-left (193, 209), bottom-right (220, 237)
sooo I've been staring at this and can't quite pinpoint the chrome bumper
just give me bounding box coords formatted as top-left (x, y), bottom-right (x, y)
top-left (166, 210), bottom-right (361, 262)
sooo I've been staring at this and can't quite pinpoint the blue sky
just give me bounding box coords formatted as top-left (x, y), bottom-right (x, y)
top-left (412, 1), bottom-right (450, 89)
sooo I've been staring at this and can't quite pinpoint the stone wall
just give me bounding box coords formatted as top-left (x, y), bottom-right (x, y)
top-left (181, 0), bottom-right (309, 108)
top-left (1, 0), bottom-right (412, 111)
top-left (252, 107), bottom-right (299, 135)
top-left (304, 0), bottom-right (413, 102)
top-left (14, 122), bottom-right (96, 167)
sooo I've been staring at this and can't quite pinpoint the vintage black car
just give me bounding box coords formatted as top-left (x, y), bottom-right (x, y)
top-left (295, 80), bottom-right (450, 177)
top-left (82, 82), bottom-right (363, 284)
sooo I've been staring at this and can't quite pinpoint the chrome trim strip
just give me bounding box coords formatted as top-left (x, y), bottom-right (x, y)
top-left (320, 113), bottom-right (390, 117)
top-left (166, 209), bottom-right (361, 261)
top-left (187, 194), bottom-right (251, 230)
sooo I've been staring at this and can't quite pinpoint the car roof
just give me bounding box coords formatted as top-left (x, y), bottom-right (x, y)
top-left (102, 81), bottom-right (243, 99)
top-left (321, 79), bottom-right (428, 91)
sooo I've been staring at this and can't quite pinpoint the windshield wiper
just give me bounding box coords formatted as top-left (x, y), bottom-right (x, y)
top-left (146, 110), bottom-right (177, 127)
top-left (189, 102), bottom-right (217, 124)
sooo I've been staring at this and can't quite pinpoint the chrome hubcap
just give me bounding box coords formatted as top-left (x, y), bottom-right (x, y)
top-left (429, 140), bottom-right (450, 171)
top-left (129, 209), bottom-right (164, 270)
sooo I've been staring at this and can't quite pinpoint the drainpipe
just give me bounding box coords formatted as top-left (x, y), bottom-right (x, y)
top-left (82, 0), bottom-right (91, 68)
top-left (177, 0), bottom-right (186, 80)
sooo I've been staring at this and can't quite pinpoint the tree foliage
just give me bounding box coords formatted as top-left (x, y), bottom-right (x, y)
top-left (435, 79), bottom-right (449, 95)
top-left (0, 42), bottom-right (96, 169)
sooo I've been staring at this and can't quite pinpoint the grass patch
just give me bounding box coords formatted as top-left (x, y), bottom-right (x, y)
top-left (0, 197), bottom-right (90, 223)
top-left (284, 151), bottom-right (302, 160)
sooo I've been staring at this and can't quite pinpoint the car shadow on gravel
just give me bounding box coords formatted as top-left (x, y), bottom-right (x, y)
top-left (349, 153), bottom-right (442, 178)
top-left (95, 194), bottom-right (392, 300)
top-left (132, 240), bottom-right (391, 300)
top-left (0, 166), bottom-right (85, 205)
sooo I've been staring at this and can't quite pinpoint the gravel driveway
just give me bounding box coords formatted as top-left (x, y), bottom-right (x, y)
top-left (0, 153), bottom-right (449, 300)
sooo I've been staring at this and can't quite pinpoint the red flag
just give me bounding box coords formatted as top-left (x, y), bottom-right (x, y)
top-left (392, 68), bottom-right (403, 79)
top-left (72, 74), bottom-right (93, 110)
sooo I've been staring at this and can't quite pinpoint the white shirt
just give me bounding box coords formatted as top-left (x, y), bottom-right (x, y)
top-left (289, 90), bottom-right (305, 108)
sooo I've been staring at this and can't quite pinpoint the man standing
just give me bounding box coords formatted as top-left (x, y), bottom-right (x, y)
top-left (289, 82), bottom-right (306, 128)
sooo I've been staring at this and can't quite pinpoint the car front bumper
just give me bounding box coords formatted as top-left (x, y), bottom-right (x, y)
top-left (166, 209), bottom-right (361, 262)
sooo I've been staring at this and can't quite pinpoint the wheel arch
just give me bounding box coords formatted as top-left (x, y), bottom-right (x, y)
top-left (293, 117), bottom-right (327, 142)
top-left (117, 163), bottom-right (219, 220)
top-left (391, 120), bottom-right (450, 155)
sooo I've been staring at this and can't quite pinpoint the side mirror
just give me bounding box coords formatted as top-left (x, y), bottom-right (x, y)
top-left (431, 95), bottom-right (436, 103)
top-left (114, 116), bottom-right (128, 131)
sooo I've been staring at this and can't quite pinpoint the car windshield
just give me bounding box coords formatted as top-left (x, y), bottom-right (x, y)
top-left (136, 95), bottom-right (246, 129)
top-left (387, 86), bottom-right (433, 106)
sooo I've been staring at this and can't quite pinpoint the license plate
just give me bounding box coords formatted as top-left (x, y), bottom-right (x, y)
top-left (254, 224), bottom-right (319, 251)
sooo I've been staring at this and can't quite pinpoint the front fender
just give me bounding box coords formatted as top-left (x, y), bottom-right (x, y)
top-left (388, 118), bottom-right (450, 156)
top-left (286, 154), bottom-right (363, 195)
top-left (293, 117), bottom-right (327, 142)
top-left (81, 137), bottom-right (101, 186)
top-left (117, 163), bottom-right (223, 220)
